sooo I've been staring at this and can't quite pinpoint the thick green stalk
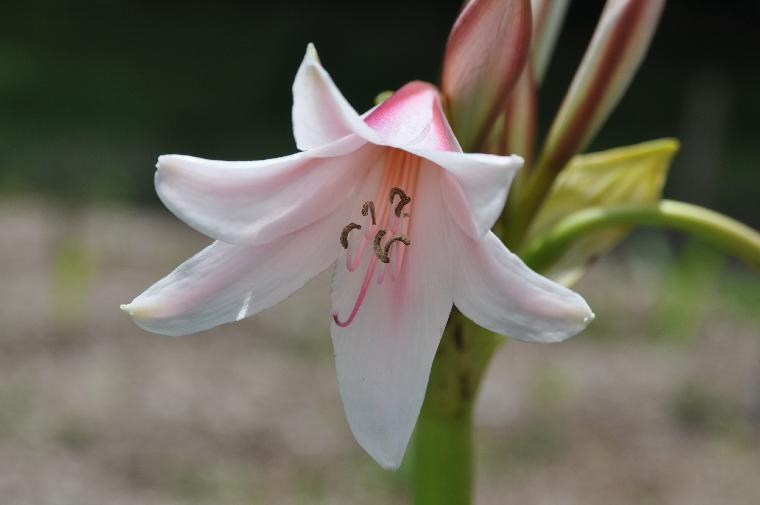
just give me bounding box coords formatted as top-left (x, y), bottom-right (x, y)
top-left (501, 154), bottom-right (560, 250)
top-left (412, 311), bottom-right (503, 505)
top-left (520, 199), bottom-right (760, 272)
top-left (413, 392), bottom-right (472, 505)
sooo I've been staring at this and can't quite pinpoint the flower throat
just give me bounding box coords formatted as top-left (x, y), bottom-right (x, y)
top-left (333, 149), bottom-right (420, 327)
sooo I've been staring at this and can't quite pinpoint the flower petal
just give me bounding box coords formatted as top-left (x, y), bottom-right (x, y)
top-left (121, 201), bottom-right (352, 336)
top-left (442, 0), bottom-right (533, 151)
top-left (451, 228), bottom-right (593, 343)
top-left (155, 143), bottom-right (382, 245)
top-left (363, 81), bottom-right (460, 152)
top-left (408, 149), bottom-right (523, 238)
top-left (330, 164), bottom-right (452, 469)
top-left (292, 43), bottom-right (380, 150)
top-left (293, 48), bottom-right (455, 153)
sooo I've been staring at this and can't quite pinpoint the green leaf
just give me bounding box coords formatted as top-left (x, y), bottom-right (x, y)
top-left (526, 138), bottom-right (679, 284)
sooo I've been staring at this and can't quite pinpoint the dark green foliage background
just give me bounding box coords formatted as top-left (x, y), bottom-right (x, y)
top-left (1, 1), bottom-right (757, 225)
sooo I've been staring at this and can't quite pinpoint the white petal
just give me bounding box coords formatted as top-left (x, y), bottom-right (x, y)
top-left (451, 228), bottom-right (593, 343)
top-left (121, 203), bottom-right (352, 336)
top-left (156, 143), bottom-right (382, 245)
top-left (292, 43), bottom-right (380, 150)
top-left (408, 149), bottom-right (523, 238)
top-left (330, 164), bottom-right (452, 469)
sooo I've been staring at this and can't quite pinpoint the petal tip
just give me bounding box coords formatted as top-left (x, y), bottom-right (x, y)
top-left (120, 301), bottom-right (151, 320)
top-left (304, 42), bottom-right (320, 65)
top-left (378, 459), bottom-right (401, 471)
top-left (509, 154), bottom-right (525, 170)
top-left (156, 154), bottom-right (180, 172)
top-left (363, 443), bottom-right (404, 471)
top-left (571, 296), bottom-right (595, 330)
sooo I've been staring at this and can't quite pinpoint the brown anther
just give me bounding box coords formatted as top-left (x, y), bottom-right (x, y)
top-left (373, 229), bottom-right (389, 263)
top-left (340, 223), bottom-right (362, 249)
top-left (390, 187), bottom-right (412, 218)
top-left (383, 235), bottom-right (411, 260)
top-left (361, 201), bottom-right (376, 225)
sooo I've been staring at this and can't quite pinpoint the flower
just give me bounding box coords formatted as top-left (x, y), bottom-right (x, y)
top-left (121, 44), bottom-right (594, 469)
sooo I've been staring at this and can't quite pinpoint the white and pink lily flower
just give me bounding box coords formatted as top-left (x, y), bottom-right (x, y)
top-left (121, 44), bottom-right (594, 469)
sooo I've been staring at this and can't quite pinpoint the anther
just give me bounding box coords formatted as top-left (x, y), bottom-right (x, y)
top-left (361, 201), bottom-right (376, 225)
top-left (340, 223), bottom-right (362, 249)
top-left (373, 229), bottom-right (389, 263)
top-left (383, 235), bottom-right (411, 259)
top-left (390, 187), bottom-right (412, 218)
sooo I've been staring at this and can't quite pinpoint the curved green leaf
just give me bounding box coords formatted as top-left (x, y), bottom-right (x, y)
top-left (525, 138), bottom-right (679, 284)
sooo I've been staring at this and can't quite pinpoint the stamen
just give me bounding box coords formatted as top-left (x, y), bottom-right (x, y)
top-left (361, 201), bottom-right (376, 225)
top-left (346, 234), bottom-right (369, 272)
top-left (391, 156), bottom-right (420, 281)
top-left (391, 212), bottom-right (412, 281)
top-left (373, 231), bottom-right (410, 265)
top-left (376, 263), bottom-right (388, 285)
top-left (390, 187), bottom-right (412, 217)
top-left (377, 234), bottom-right (411, 285)
top-left (340, 222), bottom-right (362, 249)
top-left (384, 235), bottom-right (411, 259)
top-left (332, 258), bottom-right (377, 327)
top-left (335, 149), bottom-right (422, 324)
top-left (373, 229), bottom-right (389, 263)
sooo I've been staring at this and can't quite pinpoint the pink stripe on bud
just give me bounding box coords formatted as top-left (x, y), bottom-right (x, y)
top-left (537, 0), bottom-right (666, 176)
top-left (530, 0), bottom-right (571, 86)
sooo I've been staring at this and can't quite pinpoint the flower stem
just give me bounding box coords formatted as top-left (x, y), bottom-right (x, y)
top-left (412, 391), bottom-right (472, 505)
top-left (520, 199), bottom-right (760, 272)
top-left (412, 310), bottom-right (503, 505)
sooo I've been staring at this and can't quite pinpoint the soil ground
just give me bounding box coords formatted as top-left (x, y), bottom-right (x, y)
top-left (1, 198), bottom-right (759, 504)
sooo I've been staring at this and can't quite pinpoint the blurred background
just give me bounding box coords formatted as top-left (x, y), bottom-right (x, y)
top-left (1, 1), bottom-right (759, 503)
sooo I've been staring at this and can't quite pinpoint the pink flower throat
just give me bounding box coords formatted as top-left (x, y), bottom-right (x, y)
top-left (332, 149), bottom-right (420, 327)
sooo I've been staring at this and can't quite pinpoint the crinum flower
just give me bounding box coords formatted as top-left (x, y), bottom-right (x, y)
top-left (121, 44), bottom-right (593, 469)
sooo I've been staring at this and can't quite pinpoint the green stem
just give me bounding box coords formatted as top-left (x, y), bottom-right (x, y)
top-left (412, 311), bottom-right (503, 505)
top-left (520, 199), bottom-right (760, 272)
top-left (502, 154), bottom-right (563, 250)
top-left (413, 394), bottom-right (472, 505)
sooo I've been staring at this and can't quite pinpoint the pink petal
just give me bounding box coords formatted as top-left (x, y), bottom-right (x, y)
top-left (451, 228), bottom-right (593, 342)
top-left (407, 149), bottom-right (523, 238)
top-left (442, 0), bottom-right (532, 151)
top-left (292, 46), bottom-right (456, 153)
top-left (121, 202), bottom-right (354, 336)
top-left (155, 142), bottom-right (383, 245)
top-left (330, 164), bottom-right (452, 469)
top-left (292, 44), bottom-right (380, 150)
top-left (363, 81), bottom-right (461, 152)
